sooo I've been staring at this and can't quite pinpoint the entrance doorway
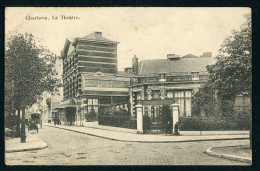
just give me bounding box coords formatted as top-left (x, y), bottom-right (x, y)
top-left (66, 107), bottom-right (76, 125)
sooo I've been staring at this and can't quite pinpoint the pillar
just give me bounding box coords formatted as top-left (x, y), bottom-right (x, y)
top-left (136, 105), bottom-right (143, 134)
top-left (129, 88), bottom-right (134, 117)
top-left (171, 103), bottom-right (179, 129)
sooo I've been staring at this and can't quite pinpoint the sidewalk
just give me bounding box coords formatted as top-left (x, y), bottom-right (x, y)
top-left (205, 145), bottom-right (252, 164)
top-left (45, 123), bottom-right (249, 143)
top-left (5, 133), bottom-right (48, 153)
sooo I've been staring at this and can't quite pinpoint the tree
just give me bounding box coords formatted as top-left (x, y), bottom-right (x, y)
top-left (207, 14), bottom-right (252, 115)
top-left (206, 13), bottom-right (252, 148)
top-left (5, 33), bottom-right (61, 142)
top-left (192, 83), bottom-right (218, 117)
top-left (160, 105), bottom-right (172, 132)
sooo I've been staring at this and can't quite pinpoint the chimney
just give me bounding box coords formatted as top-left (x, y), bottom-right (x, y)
top-left (94, 32), bottom-right (102, 39)
top-left (200, 52), bottom-right (212, 57)
top-left (132, 55), bottom-right (138, 75)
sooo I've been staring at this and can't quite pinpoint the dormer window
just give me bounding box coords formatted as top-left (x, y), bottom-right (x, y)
top-left (191, 72), bottom-right (199, 80)
top-left (159, 73), bottom-right (166, 82)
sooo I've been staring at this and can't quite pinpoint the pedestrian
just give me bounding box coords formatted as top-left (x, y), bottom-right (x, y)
top-left (165, 120), bottom-right (171, 135)
top-left (174, 122), bottom-right (180, 135)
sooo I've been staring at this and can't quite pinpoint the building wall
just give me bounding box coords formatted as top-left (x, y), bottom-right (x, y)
top-left (61, 33), bottom-right (131, 124)
top-left (129, 73), bottom-right (207, 118)
top-left (76, 42), bottom-right (118, 74)
top-left (63, 40), bottom-right (118, 100)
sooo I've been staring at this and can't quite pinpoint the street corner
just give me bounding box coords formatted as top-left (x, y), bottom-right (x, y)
top-left (204, 146), bottom-right (252, 164)
top-left (5, 133), bottom-right (48, 153)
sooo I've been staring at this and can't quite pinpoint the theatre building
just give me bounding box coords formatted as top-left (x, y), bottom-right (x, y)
top-left (55, 32), bottom-right (131, 125)
top-left (128, 53), bottom-right (215, 123)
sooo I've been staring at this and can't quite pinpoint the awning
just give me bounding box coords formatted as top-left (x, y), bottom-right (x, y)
top-left (51, 110), bottom-right (58, 113)
top-left (52, 99), bottom-right (76, 109)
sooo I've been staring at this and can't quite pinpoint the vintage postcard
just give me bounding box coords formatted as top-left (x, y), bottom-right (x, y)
top-left (4, 7), bottom-right (252, 165)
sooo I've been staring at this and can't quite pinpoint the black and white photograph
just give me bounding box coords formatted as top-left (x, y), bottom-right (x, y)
top-left (4, 7), bottom-right (252, 165)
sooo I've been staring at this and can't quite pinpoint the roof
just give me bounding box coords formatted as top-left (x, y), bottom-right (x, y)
top-left (75, 32), bottom-right (119, 45)
top-left (53, 99), bottom-right (76, 109)
top-left (182, 54), bottom-right (199, 58)
top-left (81, 32), bottom-right (115, 43)
top-left (62, 32), bottom-right (119, 58)
top-left (138, 57), bottom-right (215, 75)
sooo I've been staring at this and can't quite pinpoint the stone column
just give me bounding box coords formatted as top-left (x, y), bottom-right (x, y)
top-left (171, 103), bottom-right (179, 129)
top-left (129, 88), bottom-right (134, 117)
top-left (136, 105), bottom-right (143, 134)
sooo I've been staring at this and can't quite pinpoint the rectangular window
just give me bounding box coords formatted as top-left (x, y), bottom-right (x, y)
top-left (153, 91), bottom-right (159, 99)
top-left (167, 91), bottom-right (173, 98)
top-left (137, 93), bottom-right (142, 100)
top-left (88, 106), bottom-right (92, 113)
top-left (93, 106), bottom-right (98, 113)
top-left (93, 99), bottom-right (98, 105)
top-left (185, 91), bottom-right (192, 97)
top-left (147, 92), bottom-right (152, 100)
top-left (192, 72), bottom-right (199, 80)
top-left (174, 91), bottom-right (185, 116)
top-left (185, 90), bottom-right (192, 116)
top-left (88, 99), bottom-right (92, 105)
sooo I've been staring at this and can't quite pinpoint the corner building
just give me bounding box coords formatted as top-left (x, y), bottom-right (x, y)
top-left (129, 54), bottom-right (215, 121)
top-left (60, 32), bottom-right (130, 125)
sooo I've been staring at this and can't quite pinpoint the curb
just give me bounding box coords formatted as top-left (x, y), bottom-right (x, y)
top-left (46, 125), bottom-right (249, 143)
top-left (5, 135), bottom-right (48, 153)
top-left (6, 144), bottom-right (48, 153)
top-left (204, 147), bottom-right (252, 164)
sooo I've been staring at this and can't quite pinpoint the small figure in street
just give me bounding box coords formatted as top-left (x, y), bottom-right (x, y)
top-left (165, 120), bottom-right (172, 135)
top-left (174, 122), bottom-right (180, 135)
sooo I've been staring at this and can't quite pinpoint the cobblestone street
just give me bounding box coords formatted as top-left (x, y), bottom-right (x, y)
top-left (5, 126), bottom-right (250, 165)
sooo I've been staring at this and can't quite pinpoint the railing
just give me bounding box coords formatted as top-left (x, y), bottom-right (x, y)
top-left (130, 73), bottom-right (210, 85)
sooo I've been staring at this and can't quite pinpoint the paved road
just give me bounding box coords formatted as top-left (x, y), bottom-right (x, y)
top-left (5, 126), bottom-right (250, 165)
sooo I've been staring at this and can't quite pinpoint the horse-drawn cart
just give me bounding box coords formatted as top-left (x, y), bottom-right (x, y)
top-left (26, 113), bottom-right (42, 133)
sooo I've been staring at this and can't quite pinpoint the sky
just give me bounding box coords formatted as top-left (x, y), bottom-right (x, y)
top-left (5, 7), bottom-right (250, 71)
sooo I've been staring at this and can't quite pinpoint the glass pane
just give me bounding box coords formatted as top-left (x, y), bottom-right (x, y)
top-left (186, 98), bottom-right (191, 116)
top-left (174, 91), bottom-right (184, 98)
top-left (167, 91), bottom-right (173, 98)
top-left (93, 99), bottom-right (98, 105)
top-left (180, 99), bottom-right (185, 116)
top-left (88, 106), bottom-right (92, 113)
top-left (93, 106), bottom-right (98, 113)
top-left (185, 91), bottom-right (192, 97)
top-left (88, 99), bottom-right (92, 105)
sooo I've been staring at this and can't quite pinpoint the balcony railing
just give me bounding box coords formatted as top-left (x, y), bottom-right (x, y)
top-left (130, 74), bottom-right (209, 85)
